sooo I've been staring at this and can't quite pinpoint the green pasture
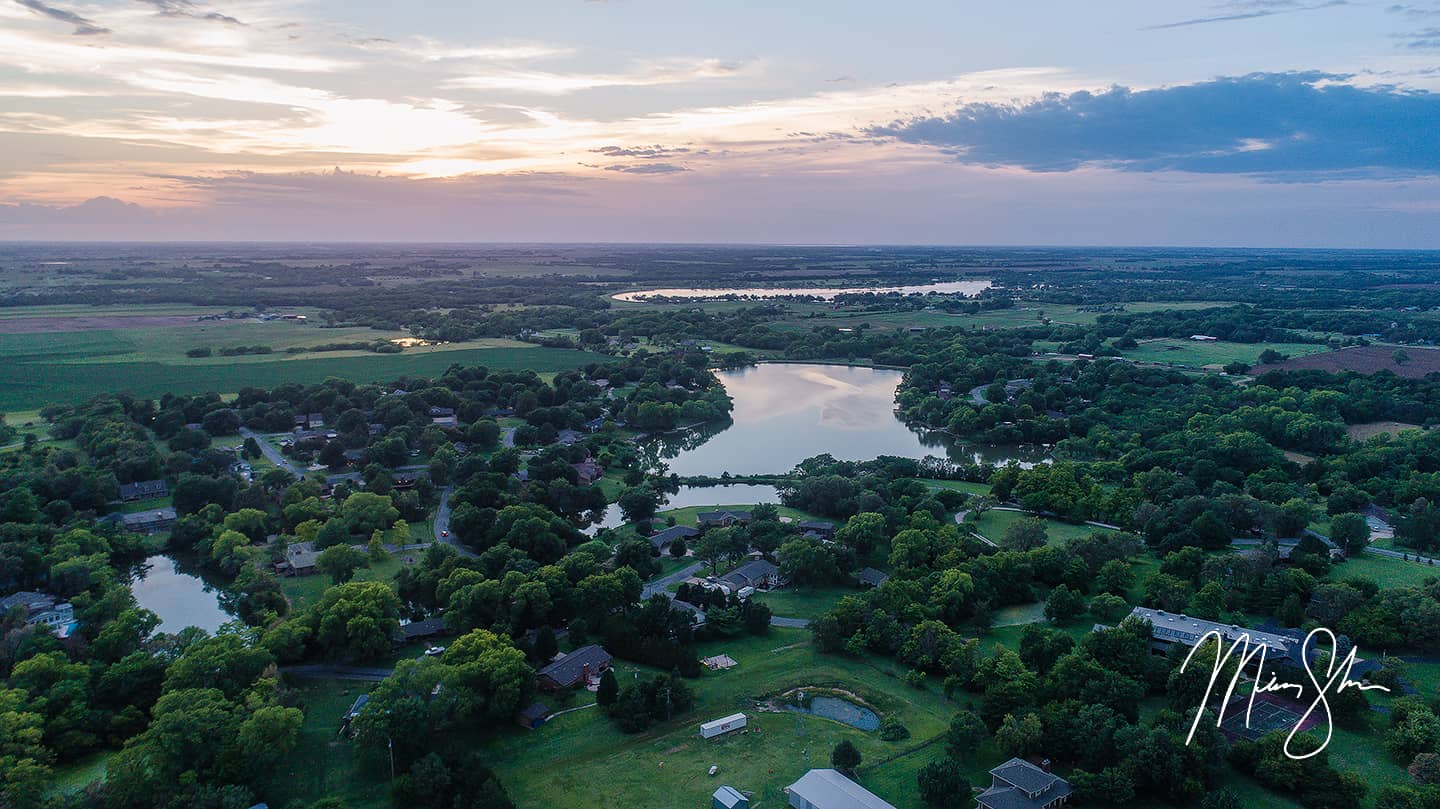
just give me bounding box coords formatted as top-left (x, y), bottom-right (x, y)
top-left (1120, 338), bottom-right (1332, 368)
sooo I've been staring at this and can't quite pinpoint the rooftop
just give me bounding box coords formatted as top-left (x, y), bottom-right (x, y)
top-left (537, 644), bottom-right (611, 687)
top-left (785, 769), bottom-right (896, 809)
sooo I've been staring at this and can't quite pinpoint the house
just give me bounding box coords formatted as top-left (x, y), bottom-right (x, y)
top-left (582, 417), bottom-right (607, 433)
top-left (428, 406), bottom-right (456, 418)
top-left (572, 457), bottom-right (604, 484)
top-left (649, 525), bottom-right (699, 554)
top-left (431, 415), bottom-right (458, 428)
top-left (785, 769), bottom-right (896, 809)
top-left (367, 423), bottom-right (387, 437)
top-left (858, 567), bottom-right (889, 588)
top-left (341, 449), bottom-right (365, 465)
top-left (307, 413), bottom-right (325, 428)
top-left (339, 694), bottom-right (368, 735)
top-left (556, 429), bottom-right (584, 445)
top-left (698, 510), bottom-right (752, 528)
top-left (976, 758), bottom-right (1072, 809)
top-left (514, 702), bottom-right (550, 730)
top-left (276, 542), bottom-right (321, 577)
top-left (118, 479), bottom-right (169, 502)
top-left (0, 591), bottom-right (74, 631)
top-left (120, 508), bottom-right (177, 534)
top-left (713, 786), bottom-right (750, 809)
top-left (536, 645), bottom-right (612, 691)
top-left (799, 520), bottom-right (836, 539)
top-left (1364, 503), bottom-right (1395, 538)
top-left (393, 617), bottom-right (447, 647)
top-left (720, 559), bottom-right (780, 592)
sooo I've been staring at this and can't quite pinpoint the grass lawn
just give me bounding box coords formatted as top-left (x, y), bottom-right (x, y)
top-left (1329, 553), bottom-right (1440, 589)
top-left (281, 556), bottom-right (406, 612)
top-left (658, 503), bottom-right (826, 528)
top-left (0, 345), bottom-right (610, 410)
top-left (486, 629), bottom-right (961, 809)
top-left (966, 509), bottom-right (1122, 548)
top-left (1121, 338), bottom-right (1332, 369)
top-left (46, 751), bottom-right (111, 796)
top-left (915, 478), bottom-right (993, 496)
top-left (267, 679), bottom-right (389, 809)
top-left (754, 586), bottom-right (858, 619)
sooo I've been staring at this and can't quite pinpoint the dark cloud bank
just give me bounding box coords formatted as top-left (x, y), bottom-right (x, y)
top-left (874, 72), bottom-right (1440, 178)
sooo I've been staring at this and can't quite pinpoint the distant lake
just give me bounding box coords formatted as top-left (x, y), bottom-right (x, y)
top-left (644, 363), bottom-right (1050, 477)
top-left (130, 555), bottom-right (235, 635)
top-left (613, 279), bottom-right (992, 302)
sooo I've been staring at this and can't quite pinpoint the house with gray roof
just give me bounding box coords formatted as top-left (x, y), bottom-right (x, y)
top-left (976, 758), bottom-right (1071, 809)
top-left (698, 509), bottom-right (752, 527)
top-left (120, 508), bottom-right (176, 534)
top-left (720, 559), bottom-right (779, 592)
top-left (649, 525), bottom-right (699, 553)
top-left (858, 567), bottom-right (889, 588)
top-left (536, 645), bottom-right (612, 691)
top-left (785, 769), bottom-right (895, 809)
top-left (118, 479), bottom-right (169, 502)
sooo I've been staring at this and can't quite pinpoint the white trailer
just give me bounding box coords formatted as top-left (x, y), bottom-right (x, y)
top-left (700, 712), bottom-right (748, 739)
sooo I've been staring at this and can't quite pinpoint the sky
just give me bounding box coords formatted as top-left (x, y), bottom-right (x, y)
top-left (1, 0), bottom-right (1439, 245)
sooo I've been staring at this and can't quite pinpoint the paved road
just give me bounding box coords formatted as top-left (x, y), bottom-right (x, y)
top-left (282, 664), bottom-right (395, 682)
top-left (643, 560), bottom-right (706, 599)
top-left (239, 427), bottom-right (305, 477)
top-left (502, 427), bottom-right (517, 448)
top-left (431, 486), bottom-right (478, 558)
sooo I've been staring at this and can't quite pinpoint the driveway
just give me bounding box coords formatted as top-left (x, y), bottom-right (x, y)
top-left (239, 427), bottom-right (304, 477)
top-left (432, 486), bottom-right (477, 558)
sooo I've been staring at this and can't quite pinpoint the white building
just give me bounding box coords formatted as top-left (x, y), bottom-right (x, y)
top-left (786, 769), bottom-right (896, 809)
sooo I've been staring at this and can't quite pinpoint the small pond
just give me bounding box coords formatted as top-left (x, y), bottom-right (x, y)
top-left (784, 695), bottom-right (881, 731)
top-left (129, 554), bottom-right (236, 635)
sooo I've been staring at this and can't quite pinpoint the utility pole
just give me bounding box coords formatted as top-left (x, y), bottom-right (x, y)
top-left (388, 735), bottom-right (395, 783)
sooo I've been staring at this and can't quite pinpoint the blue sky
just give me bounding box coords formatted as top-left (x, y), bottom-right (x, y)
top-left (0, 0), bottom-right (1438, 245)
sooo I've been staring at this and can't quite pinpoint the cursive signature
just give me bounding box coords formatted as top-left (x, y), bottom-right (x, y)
top-left (1180, 627), bottom-right (1390, 759)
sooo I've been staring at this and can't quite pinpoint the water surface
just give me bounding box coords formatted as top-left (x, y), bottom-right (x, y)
top-left (130, 554), bottom-right (235, 634)
top-left (614, 279), bottom-right (991, 302)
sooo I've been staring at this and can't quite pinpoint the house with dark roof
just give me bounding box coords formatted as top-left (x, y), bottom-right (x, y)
top-left (582, 417), bottom-right (607, 433)
top-left (275, 541), bottom-right (321, 577)
top-left (118, 479), bottom-right (169, 502)
top-left (976, 758), bottom-right (1071, 809)
top-left (799, 520), bottom-right (836, 538)
top-left (698, 510), bottom-right (752, 527)
top-left (536, 645), bottom-right (612, 691)
top-left (393, 617), bottom-right (447, 647)
top-left (119, 508), bottom-right (176, 534)
top-left (649, 525), bottom-right (699, 554)
top-left (0, 591), bottom-right (73, 631)
top-left (858, 567), bottom-right (889, 588)
top-left (572, 457), bottom-right (604, 484)
top-left (785, 769), bottom-right (896, 809)
top-left (556, 429), bottom-right (584, 445)
top-left (720, 559), bottom-right (780, 592)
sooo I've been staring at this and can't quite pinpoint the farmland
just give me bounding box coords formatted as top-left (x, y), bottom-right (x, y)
top-left (1120, 337), bottom-right (1333, 368)
top-left (1263, 344), bottom-right (1440, 378)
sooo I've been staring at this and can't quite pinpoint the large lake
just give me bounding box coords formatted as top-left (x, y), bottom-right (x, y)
top-left (130, 555), bottom-right (235, 635)
top-left (614, 279), bottom-right (992, 302)
top-left (644, 363), bottom-right (1050, 477)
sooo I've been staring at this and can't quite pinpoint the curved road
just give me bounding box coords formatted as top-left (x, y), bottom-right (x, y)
top-left (238, 427), bottom-right (305, 477)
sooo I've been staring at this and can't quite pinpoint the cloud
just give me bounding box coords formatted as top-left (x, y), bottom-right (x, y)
top-left (872, 72), bottom-right (1440, 178)
top-left (445, 58), bottom-right (749, 95)
top-left (136, 0), bottom-right (244, 25)
top-left (593, 145), bottom-right (693, 159)
top-left (13, 0), bottom-right (109, 35)
top-left (0, 196), bottom-right (149, 224)
top-left (1146, 0), bottom-right (1346, 30)
top-left (603, 162), bottom-right (689, 174)
top-left (1399, 26), bottom-right (1440, 47)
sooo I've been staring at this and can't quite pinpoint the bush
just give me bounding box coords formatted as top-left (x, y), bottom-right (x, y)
top-left (879, 716), bottom-right (910, 741)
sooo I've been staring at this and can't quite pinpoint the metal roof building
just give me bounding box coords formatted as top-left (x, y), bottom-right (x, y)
top-left (785, 769), bottom-right (896, 809)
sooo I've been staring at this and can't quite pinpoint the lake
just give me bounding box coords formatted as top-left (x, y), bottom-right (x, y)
top-left (613, 279), bottom-right (992, 302)
top-left (129, 554), bottom-right (235, 634)
top-left (643, 363), bottom-right (1049, 477)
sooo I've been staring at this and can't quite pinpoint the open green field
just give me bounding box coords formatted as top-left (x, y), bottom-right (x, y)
top-left (754, 586), bottom-right (857, 619)
top-left (1331, 553), bottom-right (1440, 589)
top-left (269, 679), bottom-right (387, 809)
top-left (46, 752), bottom-right (111, 797)
top-left (0, 345), bottom-right (609, 411)
top-left (281, 556), bottom-right (406, 612)
top-left (487, 629), bottom-right (963, 809)
top-left (966, 509), bottom-right (1123, 548)
top-left (1120, 338), bottom-right (1333, 368)
top-left (656, 503), bottom-right (824, 528)
top-left (916, 478), bottom-right (993, 496)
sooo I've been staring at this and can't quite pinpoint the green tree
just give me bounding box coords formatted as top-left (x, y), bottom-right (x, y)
top-left (342, 491), bottom-right (400, 535)
top-left (596, 669), bottom-right (619, 707)
top-left (916, 758), bottom-right (969, 806)
top-left (310, 581), bottom-right (401, 661)
top-left (945, 710), bottom-right (988, 758)
top-left (317, 544), bottom-right (368, 584)
top-left (994, 712), bottom-right (1043, 758)
top-left (1044, 584), bottom-right (1085, 623)
top-left (1330, 512), bottom-right (1369, 556)
top-left (831, 739), bottom-right (862, 774)
top-left (1001, 517), bottom-right (1048, 551)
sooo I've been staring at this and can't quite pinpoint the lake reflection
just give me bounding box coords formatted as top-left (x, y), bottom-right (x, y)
top-left (130, 555), bottom-right (235, 635)
top-left (646, 364), bottom-right (1050, 476)
top-left (614, 279), bottom-right (992, 302)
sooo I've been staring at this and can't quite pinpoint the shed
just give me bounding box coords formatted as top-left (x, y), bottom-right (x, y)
top-left (714, 786), bottom-right (750, 809)
top-left (514, 702), bottom-right (550, 730)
